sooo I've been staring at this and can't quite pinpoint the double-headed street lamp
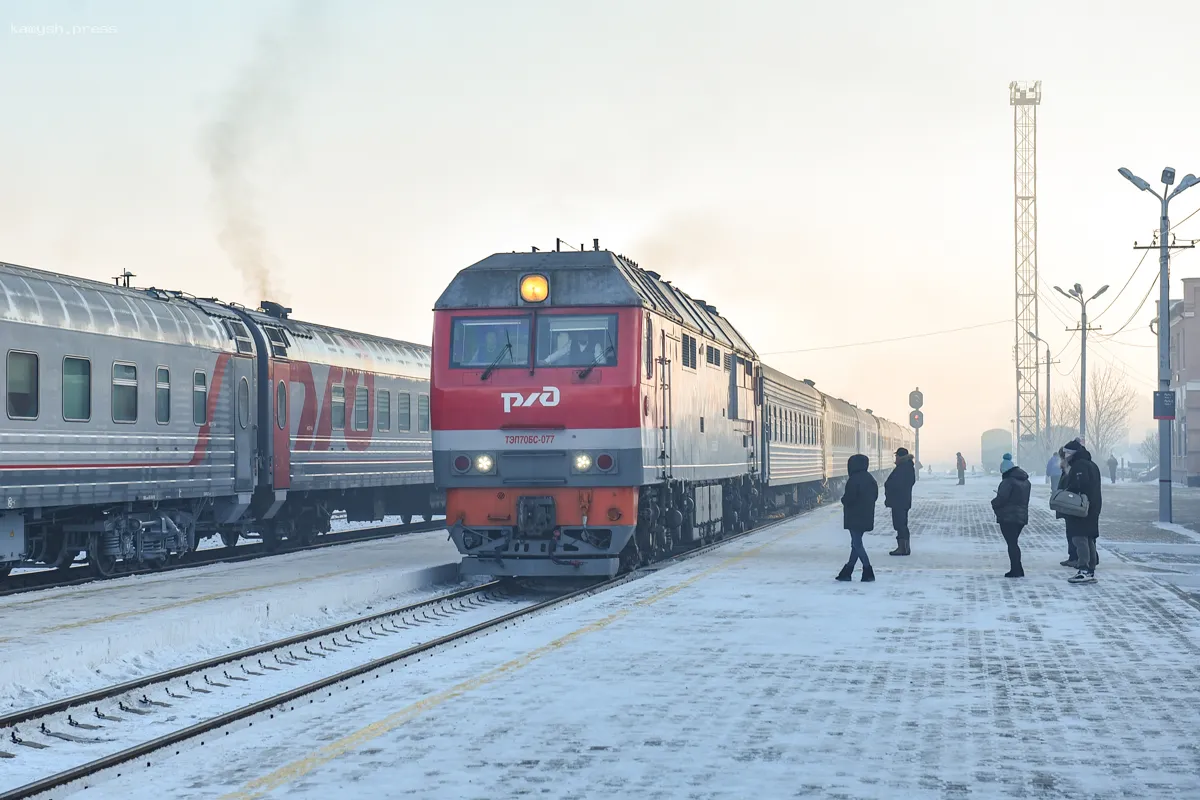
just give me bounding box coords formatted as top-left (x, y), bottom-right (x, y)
top-left (1118, 166), bottom-right (1200, 523)
top-left (1053, 283), bottom-right (1108, 445)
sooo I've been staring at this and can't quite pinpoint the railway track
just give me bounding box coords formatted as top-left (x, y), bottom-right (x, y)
top-left (0, 510), bottom-right (802, 800)
top-left (0, 518), bottom-right (444, 599)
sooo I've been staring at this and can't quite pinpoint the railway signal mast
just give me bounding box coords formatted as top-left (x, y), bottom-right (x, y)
top-left (1011, 81), bottom-right (1042, 468)
top-left (909, 388), bottom-right (923, 481)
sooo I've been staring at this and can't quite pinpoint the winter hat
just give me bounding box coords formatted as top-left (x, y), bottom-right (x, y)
top-left (1063, 440), bottom-right (1083, 453)
top-left (1000, 453), bottom-right (1015, 473)
top-left (895, 447), bottom-right (910, 458)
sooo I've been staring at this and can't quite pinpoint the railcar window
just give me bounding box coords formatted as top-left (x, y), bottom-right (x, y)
top-left (450, 317), bottom-right (530, 368)
top-left (417, 393), bottom-right (430, 433)
top-left (332, 385), bottom-right (346, 430)
top-left (276, 381), bottom-right (286, 430)
top-left (62, 357), bottom-right (91, 422)
top-left (377, 389), bottom-right (391, 431)
top-left (193, 372), bottom-right (207, 426)
top-left (397, 392), bottom-right (411, 431)
top-left (237, 377), bottom-right (250, 429)
top-left (536, 314), bottom-right (618, 367)
top-left (706, 345), bottom-right (721, 366)
top-left (112, 362), bottom-right (138, 423)
top-left (156, 368), bottom-right (170, 424)
top-left (6, 351), bottom-right (38, 419)
top-left (354, 386), bottom-right (369, 431)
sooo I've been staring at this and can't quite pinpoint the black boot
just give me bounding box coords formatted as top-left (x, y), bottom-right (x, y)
top-left (889, 537), bottom-right (904, 556)
top-left (836, 563), bottom-right (854, 581)
top-left (1004, 566), bottom-right (1024, 578)
top-left (861, 565), bottom-right (875, 582)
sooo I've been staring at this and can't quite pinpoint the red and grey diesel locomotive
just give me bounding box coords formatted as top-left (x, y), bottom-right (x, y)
top-left (0, 261), bottom-right (439, 579)
top-left (431, 248), bottom-right (913, 579)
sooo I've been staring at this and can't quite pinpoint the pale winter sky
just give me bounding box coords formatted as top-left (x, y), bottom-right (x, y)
top-left (3, 0), bottom-right (1198, 466)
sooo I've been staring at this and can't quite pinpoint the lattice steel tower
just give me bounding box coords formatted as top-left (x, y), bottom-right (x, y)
top-left (1011, 80), bottom-right (1042, 464)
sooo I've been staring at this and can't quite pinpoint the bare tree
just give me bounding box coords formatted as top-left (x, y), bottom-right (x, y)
top-left (1140, 430), bottom-right (1159, 466)
top-left (1050, 363), bottom-right (1138, 461)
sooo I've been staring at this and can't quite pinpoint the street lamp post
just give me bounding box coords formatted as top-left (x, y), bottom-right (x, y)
top-left (1053, 283), bottom-right (1109, 444)
top-left (1118, 166), bottom-right (1200, 523)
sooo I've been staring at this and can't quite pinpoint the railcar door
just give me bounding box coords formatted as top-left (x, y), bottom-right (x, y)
top-left (657, 329), bottom-right (676, 480)
top-left (271, 362), bottom-right (292, 489)
top-left (233, 357), bottom-right (257, 492)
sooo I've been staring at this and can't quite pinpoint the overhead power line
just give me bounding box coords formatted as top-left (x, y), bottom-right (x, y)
top-left (760, 319), bottom-right (1011, 355)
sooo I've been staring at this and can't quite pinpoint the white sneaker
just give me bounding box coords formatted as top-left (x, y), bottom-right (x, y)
top-left (1067, 571), bottom-right (1096, 584)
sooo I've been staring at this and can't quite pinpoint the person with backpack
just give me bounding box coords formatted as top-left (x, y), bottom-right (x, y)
top-left (837, 454), bottom-right (878, 583)
top-left (884, 447), bottom-right (916, 556)
top-left (991, 454), bottom-right (1031, 577)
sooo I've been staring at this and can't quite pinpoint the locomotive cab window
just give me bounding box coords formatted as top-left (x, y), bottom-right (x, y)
top-left (644, 316), bottom-right (654, 379)
top-left (536, 314), bottom-right (618, 367)
top-left (62, 356), bottom-right (91, 422)
top-left (6, 350), bottom-right (38, 419)
top-left (112, 362), bottom-right (138, 423)
top-left (450, 317), bottom-right (530, 368)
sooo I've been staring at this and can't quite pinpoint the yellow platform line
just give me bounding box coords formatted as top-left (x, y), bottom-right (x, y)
top-left (220, 518), bottom-right (815, 800)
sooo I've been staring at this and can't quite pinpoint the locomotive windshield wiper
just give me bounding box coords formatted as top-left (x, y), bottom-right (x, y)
top-left (576, 344), bottom-right (615, 380)
top-left (480, 331), bottom-right (513, 381)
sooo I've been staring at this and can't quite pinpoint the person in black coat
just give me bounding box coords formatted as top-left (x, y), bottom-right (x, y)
top-left (884, 448), bottom-right (916, 556)
top-left (1060, 440), bottom-right (1103, 583)
top-left (991, 462), bottom-right (1031, 577)
top-left (838, 453), bottom-right (878, 583)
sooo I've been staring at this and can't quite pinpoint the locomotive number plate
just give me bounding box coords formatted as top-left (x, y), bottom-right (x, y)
top-left (504, 434), bottom-right (556, 445)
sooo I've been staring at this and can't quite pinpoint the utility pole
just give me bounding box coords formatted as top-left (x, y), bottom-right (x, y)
top-left (1054, 283), bottom-right (1108, 443)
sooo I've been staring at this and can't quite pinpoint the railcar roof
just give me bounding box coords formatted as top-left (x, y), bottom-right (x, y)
top-left (231, 304), bottom-right (431, 376)
top-left (0, 261), bottom-right (233, 351)
top-left (435, 250), bottom-right (757, 357)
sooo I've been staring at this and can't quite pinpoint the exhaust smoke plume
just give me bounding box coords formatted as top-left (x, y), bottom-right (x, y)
top-left (200, 1), bottom-right (327, 304)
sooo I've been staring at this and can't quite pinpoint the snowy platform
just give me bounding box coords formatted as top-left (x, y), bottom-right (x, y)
top-left (58, 479), bottom-right (1200, 799)
top-left (0, 528), bottom-right (463, 714)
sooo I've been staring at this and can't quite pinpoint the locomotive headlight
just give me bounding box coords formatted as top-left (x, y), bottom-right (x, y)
top-left (519, 274), bottom-right (549, 303)
top-left (573, 453), bottom-right (593, 472)
top-left (474, 454), bottom-right (495, 474)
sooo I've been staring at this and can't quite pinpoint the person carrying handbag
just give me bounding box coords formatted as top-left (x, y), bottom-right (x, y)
top-left (1054, 440), bottom-right (1103, 583)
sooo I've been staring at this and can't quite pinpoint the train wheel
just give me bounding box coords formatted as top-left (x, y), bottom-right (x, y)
top-left (90, 552), bottom-right (119, 578)
top-left (220, 531), bottom-right (240, 549)
top-left (401, 514), bottom-right (413, 525)
top-left (421, 514), bottom-right (432, 523)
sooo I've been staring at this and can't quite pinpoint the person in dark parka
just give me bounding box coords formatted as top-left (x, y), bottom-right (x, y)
top-left (991, 460), bottom-right (1031, 577)
top-left (838, 454), bottom-right (878, 583)
top-left (1107, 454), bottom-right (1119, 484)
top-left (1060, 440), bottom-right (1103, 583)
top-left (884, 448), bottom-right (916, 556)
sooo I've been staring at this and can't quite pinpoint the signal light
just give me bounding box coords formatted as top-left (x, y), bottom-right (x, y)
top-left (453, 455), bottom-right (470, 472)
top-left (520, 274), bottom-right (549, 303)
top-left (474, 454), bottom-right (495, 473)
top-left (596, 453), bottom-right (614, 471)
top-left (573, 453), bottom-right (593, 472)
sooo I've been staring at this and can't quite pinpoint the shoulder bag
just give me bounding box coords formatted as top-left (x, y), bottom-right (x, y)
top-left (1049, 489), bottom-right (1089, 518)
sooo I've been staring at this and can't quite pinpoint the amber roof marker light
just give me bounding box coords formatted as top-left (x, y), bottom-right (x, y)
top-left (520, 274), bottom-right (549, 303)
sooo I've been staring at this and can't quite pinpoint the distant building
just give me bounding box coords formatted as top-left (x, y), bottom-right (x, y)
top-left (1167, 278), bottom-right (1200, 486)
